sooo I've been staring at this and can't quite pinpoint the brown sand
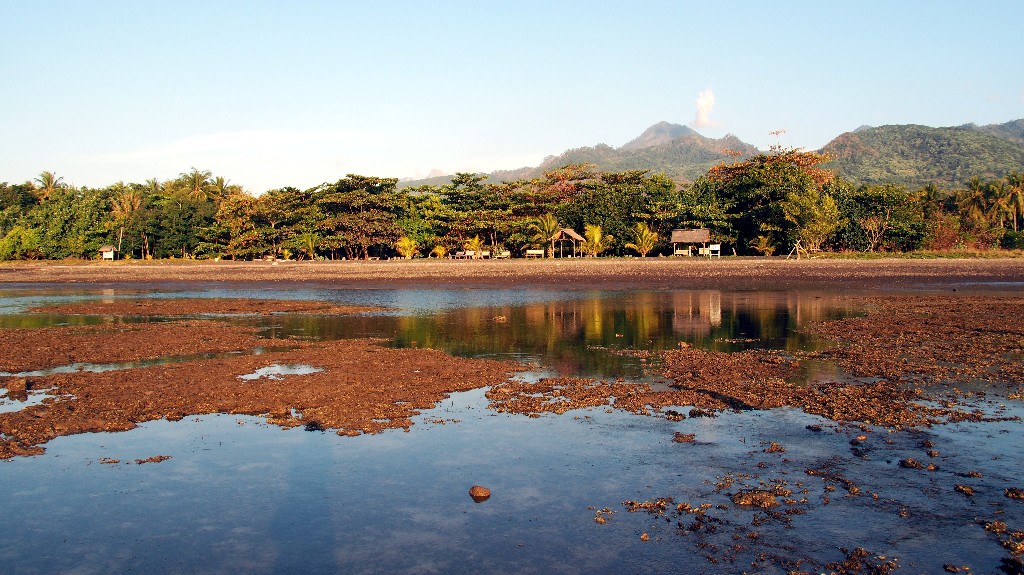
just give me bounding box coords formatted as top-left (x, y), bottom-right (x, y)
top-left (2, 257), bottom-right (1024, 291)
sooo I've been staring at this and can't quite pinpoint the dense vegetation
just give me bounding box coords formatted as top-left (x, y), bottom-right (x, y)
top-left (822, 123), bottom-right (1024, 188)
top-left (2, 153), bottom-right (1023, 261)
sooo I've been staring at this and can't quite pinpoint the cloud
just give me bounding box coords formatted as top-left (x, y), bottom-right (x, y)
top-left (691, 89), bottom-right (717, 129)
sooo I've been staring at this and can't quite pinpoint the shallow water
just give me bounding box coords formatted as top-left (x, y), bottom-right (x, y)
top-left (0, 287), bottom-right (1022, 574)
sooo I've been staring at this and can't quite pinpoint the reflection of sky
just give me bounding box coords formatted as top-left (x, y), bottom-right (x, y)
top-left (1, 287), bottom-right (1023, 572)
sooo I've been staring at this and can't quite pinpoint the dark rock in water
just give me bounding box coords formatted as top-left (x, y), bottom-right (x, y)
top-left (1006, 487), bottom-right (1024, 500)
top-left (664, 409), bottom-right (685, 421)
top-left (469, 485), bottom-right (491, 503)
top-left (806, 424), bottom-right (823, 432)
top-left (672, 432), bottom-right (696, 443)
top-left (688, 408), bottom-right (718, 418)
top-left (731, 489), bottom-right (779, 508)
top-left (954, 484), bottom-right (975, 497)
top-left (899, 458), bottom-right (925, 469)
top-left (304, 420), bottom-right (324, 432)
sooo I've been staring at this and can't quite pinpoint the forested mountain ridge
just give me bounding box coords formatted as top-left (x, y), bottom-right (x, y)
top-left (819, 120), bottom-right (1024, 188)
top-left (398, 122), bottom-right (758, 188)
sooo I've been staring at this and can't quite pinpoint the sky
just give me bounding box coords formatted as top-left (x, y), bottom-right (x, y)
top-left (2, 0), bottom-right (1022, 194)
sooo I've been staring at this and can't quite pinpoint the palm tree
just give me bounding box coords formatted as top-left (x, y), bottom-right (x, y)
top-left (581, 224), bottom-right (614, 257)
top-left (110, 187), bottom-right (142, 255)
top-left (182, 168), bottom-right (214, 202)
top-left (294, 231), bottom-right (320, 261)
top-left (957, 177), bottom-right (993, 229)
top-left (916, 183), bottom-right (945, 220)
top-left (1005, 172), bottom-right (1024, 232)
top-left (395, 236), bottom-right (419, 259)
top-left (990, 181), bottom-right (1014, 230)
top-left (34, 171), bottom-right (65, 200)
top-left (625, 222), bottom-right (659, 257)
top-left (463, 235), bottom-right (485, 259)
top-left (529, 214), bottom-right (561, 258)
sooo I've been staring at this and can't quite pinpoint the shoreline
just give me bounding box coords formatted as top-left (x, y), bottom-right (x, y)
top-left (2, 257), bottom-right (1024, 292)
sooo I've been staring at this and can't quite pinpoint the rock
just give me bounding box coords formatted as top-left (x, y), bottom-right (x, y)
top-left (731, 489), bottom-right (779, 508)
top-left (469, 485), bottom-right (491, 503)
top-left (899, 458), bottom-right (925, 469)
top-left (6, 378), bottom-right (29, 393)
top-left (1006, 487), bottom-right (1024, 500)
top-left (672, 432), bottom-right (695, 443)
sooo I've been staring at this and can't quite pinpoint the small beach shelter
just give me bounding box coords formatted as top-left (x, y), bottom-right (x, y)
top-left (99, 245), bottom-right (118, 260)
top-left (550, 228), bottom-right (585, 258)
top-left (671, 228), bottom-right (710, 256)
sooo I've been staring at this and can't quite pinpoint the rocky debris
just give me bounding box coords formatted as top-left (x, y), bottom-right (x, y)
top-left (731, 490), bottom-right (781, 509)
top-left (1, 326), bottom-right (521, 459)
top-left (672, 432), bottom-right (696, 443)
top-left (763, 442), bottom-right (786, 453)
top-left (468, 485), bottom-right (491, 503)
top-left (1007, 488), bottom-right (1024, 501)
top-left (0, 321), bottom-right (278, 373)
top-left (954, 484), bottom-right (975, 497)
top-left (826, 547), bottom-right (899, 574)
top-left (899, 458), bottom-right (925, 470)
top-left (134, 455), bottom-right (171, 464)
top-left (28, 298), bottom-right (383, 317)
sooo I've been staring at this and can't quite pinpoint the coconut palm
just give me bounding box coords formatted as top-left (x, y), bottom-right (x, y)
top-left (581, 224), bottom-right (614, 257)
top-left (1004, 172), bottom-right (1024, 232)
top-left (182, 168), bottom-right (214, 202)
top-left (529, 214), bottom-right (561, 258)
top-left (110, 187), bottom-right (142, 255)
top-left (624, 222), bottom-right (658, 257)
top-left (34, 171), bottom-right (65, 200)
top-left (395, 236), bottom-right (420, 259)
top-left (463, 235), bottom-right (485, 259)
top-left (957, 177), bottom-right (993, 229)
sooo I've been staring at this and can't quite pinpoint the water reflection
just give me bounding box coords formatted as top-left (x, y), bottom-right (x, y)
top-left (0, 287), bottom-right (857, 380)
top-left (236, 290), bottom-right (857, 379)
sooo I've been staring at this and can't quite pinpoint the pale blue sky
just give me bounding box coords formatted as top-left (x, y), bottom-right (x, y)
top-left (2, 1), bottom-right (1021, 193)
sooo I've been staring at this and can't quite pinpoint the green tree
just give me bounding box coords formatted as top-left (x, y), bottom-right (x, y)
top-left (624, 222), bottom-right (658, 257)
top-left (530, 213), bottom-right (561, 257)
top-left (781, 185), bottom-right (840, 252)
top-left (581, 224), bottom-right (613, 257)
top-left (34, 171), bottom-right (65, 201)
top-left (395, 236), bottom-right (419, 259)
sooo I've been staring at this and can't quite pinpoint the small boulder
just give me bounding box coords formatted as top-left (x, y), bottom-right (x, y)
top-left (469, 485), bottom-right (491, 503)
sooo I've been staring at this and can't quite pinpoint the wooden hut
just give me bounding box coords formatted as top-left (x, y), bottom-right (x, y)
top-left (99, 245), bottom-right (118, 260)
top-left (670, 228), bottom-right (710, 256)
top-left (550, 228), bottom-right (585, 257)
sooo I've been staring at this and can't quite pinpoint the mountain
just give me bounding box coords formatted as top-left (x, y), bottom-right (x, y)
top-left (820, 120), bottom-right (1024, 188)
top-left (398, 122), bottom-right (759, 188)
top-left (620, 121), bottom-right (699, 150)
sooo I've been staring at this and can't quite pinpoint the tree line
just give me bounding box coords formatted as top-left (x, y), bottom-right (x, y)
top-left (1, 153), bottom-right (1023, 261)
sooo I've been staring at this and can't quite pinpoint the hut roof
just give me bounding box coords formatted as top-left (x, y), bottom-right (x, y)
top-left (99, 245), bottom-right (118, 252)
top-left (671, 228), bottom-right (710, 243)
top-left (551, 228), bottom-right (585, 242)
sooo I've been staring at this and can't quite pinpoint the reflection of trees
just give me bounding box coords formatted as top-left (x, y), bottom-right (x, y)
top-left (237, 292), bottom-right (858, 379)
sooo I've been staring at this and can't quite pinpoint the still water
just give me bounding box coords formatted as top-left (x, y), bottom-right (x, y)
top-left (0, 287), bottom-right (1021, 574)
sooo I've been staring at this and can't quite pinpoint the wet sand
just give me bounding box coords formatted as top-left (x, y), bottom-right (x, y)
top-left (2, 257), bottom-right (1024, 291)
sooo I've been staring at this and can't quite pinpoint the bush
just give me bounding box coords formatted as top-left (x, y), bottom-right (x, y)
top-left (1001, 230), bottom-right (1024, 250)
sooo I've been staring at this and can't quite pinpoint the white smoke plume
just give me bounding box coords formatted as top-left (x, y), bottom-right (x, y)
top-left (691, 89), bottom-right (716, 129)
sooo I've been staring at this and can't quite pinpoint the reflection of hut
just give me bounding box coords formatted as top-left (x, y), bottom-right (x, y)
top-left (550, 228), bottom-right (585, 257)
top-left (99, 245), bottom-right (118, 260)
top-left (670, 228), bottom-right (710, 256)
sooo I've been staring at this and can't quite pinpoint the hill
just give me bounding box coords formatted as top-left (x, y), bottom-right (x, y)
top-left (820, 120), bottom-right (1024, 188)
top-left (398, 122), bottom-right (758, 188)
